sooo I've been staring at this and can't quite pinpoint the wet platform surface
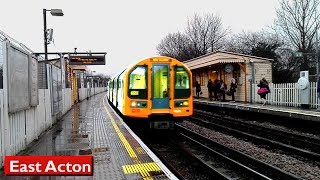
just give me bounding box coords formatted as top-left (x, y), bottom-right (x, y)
top-left (1, 93), bottom-right (173, 180)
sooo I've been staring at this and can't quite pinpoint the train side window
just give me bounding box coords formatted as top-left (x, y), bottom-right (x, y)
top-left (118, 78), bottom-right (121, 88)
top-left (128, 66), bottom-right (147, 99)
top-left (174, 66), bottom-right (191, 99)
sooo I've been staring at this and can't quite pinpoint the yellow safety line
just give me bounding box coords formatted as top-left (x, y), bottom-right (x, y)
top-left (102, 95), bottom-right (161, 179)
top-left (103, 97), bottom-right (137, 158)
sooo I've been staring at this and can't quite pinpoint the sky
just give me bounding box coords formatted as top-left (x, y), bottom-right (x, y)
top-left (0, 0), bottom-right (280, 76)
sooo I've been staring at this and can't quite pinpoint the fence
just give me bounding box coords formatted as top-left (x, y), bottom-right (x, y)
top-left (78, 87), bottom-right (107, 101)
top-left (252, 82), bottom-right (319, 108)
top-left (0, 86), bottom-right (106, 166)
top-left (0, 31), bottom-right (108, 167)
top-left (0, 88), bottom-right (74, 166)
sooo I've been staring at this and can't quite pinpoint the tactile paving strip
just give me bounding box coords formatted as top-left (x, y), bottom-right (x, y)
top-left (101, 97), bottom-right (168, 180)
top-left (92, 96), bottom-right (125, 180)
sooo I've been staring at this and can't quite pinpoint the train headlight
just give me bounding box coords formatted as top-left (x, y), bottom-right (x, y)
top-left (174, 100), bottom-right (189, 107)
top-left (130, 101), bottom-right (147, 108)
top-left (131, 101), bottom-right (137, 107)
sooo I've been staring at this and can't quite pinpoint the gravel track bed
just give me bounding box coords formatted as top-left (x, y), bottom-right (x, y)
top-left (151, 143), bottom-right (211, 179)
top-left (250, 121), bottom-right (320, 138)
top-left (196, 109), bottom-right (320, 139)
top-left (179, 121), bottom-right (320, 180)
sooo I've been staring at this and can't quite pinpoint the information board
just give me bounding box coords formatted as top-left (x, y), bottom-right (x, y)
top-left (69, 56), bottom-right (105, 65)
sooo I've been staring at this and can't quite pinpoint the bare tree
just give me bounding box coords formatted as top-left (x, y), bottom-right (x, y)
top-left (274, 48), bottom-right (301, 82)
top-left (224, 31), bottom-right (282, 55)
top-left (186, 13), bottom-right (229, 57)
top-left (156, 32), bottom-right (195, 61)
top-left (157, 13), bottom-right (229, 61)
top-left (274, 0), bottom-right (320, 71)
top-left (224, 31), bottom-right (304, 82)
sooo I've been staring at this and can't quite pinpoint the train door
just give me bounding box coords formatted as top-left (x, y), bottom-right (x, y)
top-left (152, 64), bottom-right (169, 108)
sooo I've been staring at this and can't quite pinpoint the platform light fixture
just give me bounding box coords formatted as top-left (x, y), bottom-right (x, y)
top-left (43, 8), bottom-right (64, 62)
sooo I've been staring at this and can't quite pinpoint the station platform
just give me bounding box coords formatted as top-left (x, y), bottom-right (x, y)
top-left (1, 92), bottom-right (177, 180)
top-left (194, 98), bottom-right (320, 122)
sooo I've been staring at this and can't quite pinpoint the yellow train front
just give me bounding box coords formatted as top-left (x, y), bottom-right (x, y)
top-left (107, 56), bottom-right (193, 129)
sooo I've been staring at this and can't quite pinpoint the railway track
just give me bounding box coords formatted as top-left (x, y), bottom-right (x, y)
top-left (192, 109), bottom-right (320, 162)
top-left (133, 124), bottom-right (299, 179)
top-left (174, 124), bottom-right (300, 180)
top-left (138, 131), bottom-right (213, 180)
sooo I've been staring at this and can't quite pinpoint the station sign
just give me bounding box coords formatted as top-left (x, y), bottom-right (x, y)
top-left (69, 55), bottom-right (105, 65)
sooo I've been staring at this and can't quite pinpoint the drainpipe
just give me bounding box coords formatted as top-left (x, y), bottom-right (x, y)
top-left (250, 62), bottom-right (255, 103)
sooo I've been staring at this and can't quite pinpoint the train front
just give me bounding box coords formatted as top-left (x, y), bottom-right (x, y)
top-left (124, 56), bottom-right (193, 129)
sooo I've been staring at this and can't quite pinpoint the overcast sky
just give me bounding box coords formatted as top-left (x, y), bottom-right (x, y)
top-left (0, 0), bottom-right (279, 76)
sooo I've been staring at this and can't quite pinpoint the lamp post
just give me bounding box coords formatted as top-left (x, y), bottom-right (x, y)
top-left (43, 9), bottom-right (64, 61)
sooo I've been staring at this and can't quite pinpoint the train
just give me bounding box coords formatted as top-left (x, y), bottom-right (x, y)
top-left (107, 56), bottom-right (193, 129)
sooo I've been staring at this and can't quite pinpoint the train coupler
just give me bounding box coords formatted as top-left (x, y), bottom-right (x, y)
top-left (149, 121), bottom-right (174, 130)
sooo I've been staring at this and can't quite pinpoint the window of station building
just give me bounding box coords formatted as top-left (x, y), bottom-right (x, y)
top-left (128, 66), bottom-right (147, 99)
top-left (233, 65), bottom-right (241, 84)
top-left (192, 75), bottom-right (196, 87)
top-left (174, 66), bottom-right (190, 99)
top-left (200, 72), bottom-right (205, 86)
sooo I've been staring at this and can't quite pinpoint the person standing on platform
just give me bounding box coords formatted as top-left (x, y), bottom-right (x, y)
top-left (213, 79), bottom-right (220, 101)
top-left (219, 80), bottom-right (227, 102)
top-left (257, 78), bottom-right (270, 106)
top-left (207, 79), bottom-right (213, 101)
top-left (195, 81), bottom-right (201, 99)
top-left (230, 78), bottom-right (237, 102)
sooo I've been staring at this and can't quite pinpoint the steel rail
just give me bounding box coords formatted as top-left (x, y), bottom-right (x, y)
top-left (190, 115), bottom-right (320, 162)
top-left (178, 133), bottom-right (272, 180)
top-left (195, 109), bottom-right (320, 146)
top-left (175, 124), bottom-right (301, 180)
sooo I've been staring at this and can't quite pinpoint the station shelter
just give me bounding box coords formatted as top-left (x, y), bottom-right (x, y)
top-left (184, 51), bottom-right (273, 102)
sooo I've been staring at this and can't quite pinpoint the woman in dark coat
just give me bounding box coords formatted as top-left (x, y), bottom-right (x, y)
top-left (230, 78), bottom-right (237, 102)
top-left (195, 81), bottom-right (201, 98)
top-left (213, 79), bottom-right (220, 101)
top-left (257, 78), bottom-right (270, 105)
top-left (207, 79), bottom-right (213, 101)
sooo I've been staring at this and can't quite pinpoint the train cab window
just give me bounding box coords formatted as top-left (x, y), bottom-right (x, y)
top-left (174, 66), bottom-right (190, 99)
top-left (128, 66), bottom-right (147, 99)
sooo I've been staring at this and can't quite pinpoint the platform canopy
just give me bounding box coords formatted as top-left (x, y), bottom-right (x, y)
top-left (184, 51), bottom-right (273, 70)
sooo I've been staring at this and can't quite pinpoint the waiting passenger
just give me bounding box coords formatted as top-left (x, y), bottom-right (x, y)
top-left (207, 79), bottom-right (213, 101)
top-left (195, 81), bottom-right (201, 99)
top-left (219, 80), bottom-right (227, 102)
top-left (213, 79), bottom-right (220, 101)
top-left (257, 78), bottom-right (270, 106)
top-left (229, 78), bottom-right (237, 102)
